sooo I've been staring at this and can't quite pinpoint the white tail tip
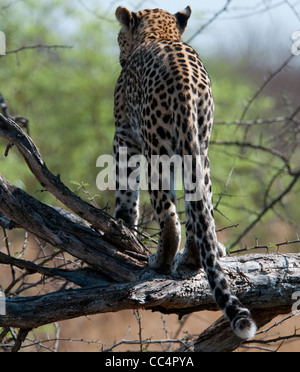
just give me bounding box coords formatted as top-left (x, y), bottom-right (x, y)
top-left (234, 317), bottom-right (257, 339)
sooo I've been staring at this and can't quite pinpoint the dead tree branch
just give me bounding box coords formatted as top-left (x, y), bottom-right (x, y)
top-left (0, 112), bottom-right (299, 352)
top-left (187, 0), bottom-right (232, 43)
top-left (1, 250), bottom-right (300, 326)
top-left (176, 308), bottom-right (288, 352)
top-left (5, 44), bottom-right (73, 55)
top-left (0, 113), bottom-right (146, 255)
top-left (240, 54), bottom-right (295, 123)
top-left (229, 171), bottom-right (300, 250)
top-left (0, 251), bottom-right (299, 350)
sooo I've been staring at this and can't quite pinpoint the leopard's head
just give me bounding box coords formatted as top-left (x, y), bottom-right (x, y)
top-left (115, 6), bottom-right (192, 67)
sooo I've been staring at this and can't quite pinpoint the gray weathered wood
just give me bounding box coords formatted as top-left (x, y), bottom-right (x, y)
top-left (0, 253), bottom-right (299, 330)
top-left (0, 174), bottom-right (149, 283)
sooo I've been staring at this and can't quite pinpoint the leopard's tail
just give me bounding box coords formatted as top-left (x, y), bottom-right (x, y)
top-left (205, 248), bottom-right (257, 339)
top-left (196, 225), bottom-right (257, 339)
top-left (178, 122), bottom-right (256, 339)
top-left (183, 162), bottom-right (257, 339)
top-left (184, 181), bottom-right (257, 338)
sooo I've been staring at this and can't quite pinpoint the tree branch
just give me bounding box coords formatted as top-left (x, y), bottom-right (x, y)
top-left (0, 174), bottom-right (149, 283)
top-left (1, 253), bottom-right (299, 330)
top-left (5, 44), bottom-right (73, 55)
top-left (176, 308), bottom-right (288, 352)
top-left (0, 251), bottom-right (106, 288)
top-left (229, 171), bottom-right (300, 249)
top-left (0, 114), bottom-right (146, 255)
top-left (211, 140), bottom-right (289, 164)
top-left (240, 54), bottom-right (295, 123)
top-left (187, 0), bottom-right (232, 43)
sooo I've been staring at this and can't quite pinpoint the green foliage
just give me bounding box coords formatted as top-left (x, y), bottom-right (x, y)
top-left (0, 0), bottom-right (118, 205)
top-left (207, 60), bottom-right (299, 247)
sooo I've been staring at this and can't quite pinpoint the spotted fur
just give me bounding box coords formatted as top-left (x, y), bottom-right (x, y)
top-left (114, 6), bottom-right (257, 339)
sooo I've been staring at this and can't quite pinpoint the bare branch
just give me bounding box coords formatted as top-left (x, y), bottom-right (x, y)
top-left (0, 251), bottom-right (104, 288)
top-left (0, 174), bottom-right (148, 283)
top-left (211, 140), bottom-right (289, 165)
top-left (0, 114), bottom-right (146, 255)
top-left (229, 171), bottom-right (300, 249)
top-left (11, 328), bottom-right (32, 353)
top-left (240, 54), bottom-right (295, 123)
top-left (284, 0), bottom-right (300, 21)
top-left (230, 239), bottom-right (300, 255)
top-left (245, 331), bottom-right (300, 346)
top-left (176, 307), bottom-right (288, 352)
top-left (187, 0), bottom-right (232, 43)
top-left (76, 0), bottom-right (112, 22)
top-left (5, 44), bottom-right (73, 55)
top-left (214, 116), bottom-right (287, 127)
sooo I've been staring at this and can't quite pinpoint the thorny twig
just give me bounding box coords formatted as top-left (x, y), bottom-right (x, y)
top-left (187, 0), bottom-right (232, 43)
top-left (240, 54), bottom-right (296, 123)
top-left (5, 44), bottom-right (73, 55)
top-left (229, 171), bottom-right (300, 250)
top-left (230, 238), bottom-right (300, 255)
top-left (240, 54), bottom-right (295, 148)
top-left (244, 330), bottom-right (300, 349)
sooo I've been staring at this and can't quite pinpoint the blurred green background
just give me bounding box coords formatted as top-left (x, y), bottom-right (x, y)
top-left (0, 0), bottom-right (299, 250)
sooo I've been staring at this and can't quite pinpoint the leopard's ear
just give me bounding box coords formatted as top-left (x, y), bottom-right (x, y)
top-left (175, 6), bottom-right (192, 34)
top-left (116, 6), bottom-right (138, 29)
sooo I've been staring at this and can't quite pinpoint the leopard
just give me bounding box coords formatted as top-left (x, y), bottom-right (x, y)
top-left (113, 5), bottom-right (257, 339)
